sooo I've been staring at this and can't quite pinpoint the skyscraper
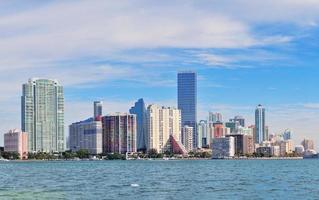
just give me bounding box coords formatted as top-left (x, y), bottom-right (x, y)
top-left (129, 98), bottom-right (147, 151)
top-left (21, 78), bottom-right (64, 152)
top-left (178, 71), bottom-right (197, 148)
top-left (102, 113), bottom-right (137, 154)
top-left (255, 104), bottom-right (266, 144)
top-left (146, 105), bottom-right (181, 153)
top-left (94, 101), bottom-right (103, 119)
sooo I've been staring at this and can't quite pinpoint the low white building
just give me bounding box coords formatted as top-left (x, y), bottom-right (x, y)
top-left (212, 137), bottom-right (235, 158)
top-left (271, 146), bottom-right (280, 157)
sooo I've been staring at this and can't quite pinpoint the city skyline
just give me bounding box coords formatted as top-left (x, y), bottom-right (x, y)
top-left (1, 1), bottom-right (319, 149)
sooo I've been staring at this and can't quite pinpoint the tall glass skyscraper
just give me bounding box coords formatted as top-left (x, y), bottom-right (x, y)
top-left (21, 78), bottom-right (64, 152)
top-left (255, 104), bottom-right (266, 144)
top-left (177, 71), bottom-right (197, 148)
top-left (129, 98), bottom-right (147, 151)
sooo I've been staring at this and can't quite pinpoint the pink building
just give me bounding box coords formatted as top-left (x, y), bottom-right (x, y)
top-left (4, 129), bottom-right (28, 159)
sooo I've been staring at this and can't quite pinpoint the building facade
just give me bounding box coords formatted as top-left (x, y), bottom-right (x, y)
top-left (102, 113), bottom-right (137, 154)
top-left (301, 139), bottom-right (314, 151)
top-left (146, 105), bottom-right (181, 153)
top-left (213, 122), bottom-right (224, 138)
top-left (69, 118), bottom-right (103, 155)
top-left (178, 71), bottom-right (197, 148)
top-left (255, 104), bottom-right (266, 144)
top-left (4, 129), bottom-right (28, 159)
top-left (212, 137), bottom-right (235, 158)
top-left (21, 78), bottom-right (64, 152)
top-left (129, 98), bottom-right (147, 151)
top-left (94, 101), bottom-right (103, 119)
top-left (198, 120), bottom-right (209, 148)
top-left (181, 125), bottom-right (193, 152)
top-left (209, 112), bottom-right (223, 123)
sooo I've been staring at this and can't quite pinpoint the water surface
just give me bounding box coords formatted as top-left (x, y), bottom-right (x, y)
top-left (0, 160), bottom-right (318, 199)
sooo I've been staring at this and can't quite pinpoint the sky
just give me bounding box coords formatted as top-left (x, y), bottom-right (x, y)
top-left (0, 0), bottom-right (319, 148)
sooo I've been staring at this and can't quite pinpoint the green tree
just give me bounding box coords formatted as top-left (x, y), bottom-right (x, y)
top-left (148, 148), bottom-right (158, 158)
top-left (76, 149), bottom-right (89, 159)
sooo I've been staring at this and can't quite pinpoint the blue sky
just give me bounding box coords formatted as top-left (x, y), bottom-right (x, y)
top-left (0, 0), bottom-right (319, 147)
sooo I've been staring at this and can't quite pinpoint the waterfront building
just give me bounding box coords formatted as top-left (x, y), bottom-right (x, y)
top-left (94, 101), bottom-right (103, 119)
top-left (282, 129), bottom-right (292, 141)
top-left (255, 104), bottom-right (267, 144)
top-left (198, 120), bottom-right (209, 148)
top-left (301, 139), bottom-right (314, 150)
top-left (178, 71), bottom-right (197, 148)
top-left (146, 105), bottom-right (181, 153)
top-left (213, 122), bottom-right (224, 138)
top-left (209, 112), bottom-right (223, 123)
top-left (4, 129), bottom-right (28, 159)
top-left (212, 137), bottom-right (235, 158)
top-left (102, 113), bottom-right (137, 154)
top-left (69, 117), bottom-right (102, 155)
top-left (295, 145), bottom-right (305, 155)
top-left (181, 125), bottom-right (193, 152)
top-left (129, 98), bottom-right (147, 151)
top-left (226, 134), bottom-right (254, 155)
top-left (256, 146), bottom-right (272, 157)
top-left (21, 78), bottom-right (64, 152)
top-left (249, 125), bottom-right (256, 144)
top-left (271, 146), bottom-right (280, 157)
top-left (279, 140), bottom-right (293, 156)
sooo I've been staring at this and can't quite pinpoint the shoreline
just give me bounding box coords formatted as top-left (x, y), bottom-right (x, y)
top-left (1, 156), bottom-right (310, 162)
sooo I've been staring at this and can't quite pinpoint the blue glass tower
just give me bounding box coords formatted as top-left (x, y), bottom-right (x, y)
top-left (129, 98), bottom-right (147, 151)
top-left (178, 72), bottom-right (197, 148)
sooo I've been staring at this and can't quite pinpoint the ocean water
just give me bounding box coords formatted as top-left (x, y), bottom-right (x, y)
top-left (0, 159), bottom-right (318, 199)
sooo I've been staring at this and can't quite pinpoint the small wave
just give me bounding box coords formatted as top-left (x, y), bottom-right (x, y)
top-left (130, 183), bottom-right (139, 187)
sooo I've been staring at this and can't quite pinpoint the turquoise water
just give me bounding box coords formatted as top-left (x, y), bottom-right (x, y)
top-left (0, 160), bottom-right (318, 199)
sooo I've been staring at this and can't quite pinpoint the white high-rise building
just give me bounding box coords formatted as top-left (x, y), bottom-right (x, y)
top-left (146, 105), bottom-right (181, 153)
top-left (255, 104), bottom-right (266, 144)
top-left (181, 125), bottom-right (193, 152)
top-left (21, 78), bottom-right (64, 152)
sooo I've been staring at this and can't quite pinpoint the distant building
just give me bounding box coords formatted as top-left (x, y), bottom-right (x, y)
top-left (271, 146), bottom-right (280, 157)
top-left (237, 126), bottom-right (253, 135)
top-left (256, 147), bottom-right (272, 157)
top-left (181, 125), bottom-right (193, 152)
top-left (295, 145), bottom-right (305, 155)
top-left (232, 116), bottom-right (245, 127)
top-left (146, 105), bottom-right (181, 153)
top-left (198, 120), bottom-right (209, 148)
top-left (69, 118), bottom-right (102, 155)
top-left (282, 129), bottom-right (292, 141)
top-left (178, 72), bottom-right (197, 148)
top-left (212, 137), bottom-right (235, 158)
top-left (4, 129), bottom-right (28, 159)
top-left (255, 104), bottom-right (267, 143)
top-left (279, 140), bottom-right (293, 156)
top-left (94, 101), bottom-right (103, 119)
top-left (102, 113), bottom-right (137, 154)
top-left (301, 139), bottom-right (314, 151)
top-left (22, 78), bottom-right (64, 152)
top-left (226, 134), bottom-right (254, 155)
top-left (213, 122), bottom-right (224, 138)
top-left (129, 98), bottom-right (147, 151)
top-left (225, 121), bottom-right (238, 133)
top-left (209, 112), bottom-right (223, 123)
